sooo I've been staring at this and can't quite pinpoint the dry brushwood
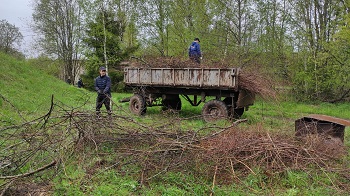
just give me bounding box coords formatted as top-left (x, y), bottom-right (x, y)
top-left (129, 56), bottom-right (236, 68)
top-left (238, 69), bottom-right (277, 100)
top-left (0, 94), bottom-right (203, 192)
top-left (0, 161), bottom-right (56, 180)
top-left (1, 94), bottom-right (349, 193)
top-left (198, 126), bottom-right (347, 180)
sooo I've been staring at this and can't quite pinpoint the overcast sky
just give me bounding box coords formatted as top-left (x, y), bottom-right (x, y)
top-left (0, 0), bottom-right (35, 56)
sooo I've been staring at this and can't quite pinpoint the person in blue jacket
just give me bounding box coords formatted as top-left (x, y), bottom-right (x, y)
top-left (94, 66), bottom-right (112, 116)
top-left (188, 38), bottom-right (202, 64)
top-left (77, 78), bottom-right (84, 88)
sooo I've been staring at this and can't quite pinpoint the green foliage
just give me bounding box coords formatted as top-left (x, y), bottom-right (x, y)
top-left (0, 19), bottom-right (23, 55)
top-left (27, 55), bottom-right (62, 78)
top-left (80, 63), bottom-right (98, 91)
top-left (108, 70), bottom-right (125, 92)
top-left (84, 9), bottom-right (138, 66)
top-left (28, 0), bottom-right (350, 102)
top-left (82, 8), bottom-right (138, 92)
top-left (85, 10), bottom-right (122, 66)
top-left (290, 43), bottom-right (350, 102)
top-left (32, 0), bottom-right (83, 82)
top-left (286, 2), bottom-right (350, 102)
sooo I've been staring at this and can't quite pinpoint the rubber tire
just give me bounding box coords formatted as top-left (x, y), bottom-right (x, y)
top-left (129, 94), bottom-right (147, 115)
top-left (202, 100), bottom-right (228, 122)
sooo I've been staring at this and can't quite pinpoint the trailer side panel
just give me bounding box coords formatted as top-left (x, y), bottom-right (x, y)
top-left (124, 68), bottom-right (238, 89)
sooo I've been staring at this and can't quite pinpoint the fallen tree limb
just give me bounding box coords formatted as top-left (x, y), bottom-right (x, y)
top-left (201, 119), bottom-right (248, 141)
top-left (0, 178), bottom-right (15, 196)
top-left (0, 160), bottom-right (56, 179)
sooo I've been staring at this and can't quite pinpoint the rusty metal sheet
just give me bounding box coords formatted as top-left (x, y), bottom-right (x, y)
top-left (124, 67), bottom-right (238, 89)
top-left (306, 114), bottom-right (350, 126)
top-left (295, 114), bottom-right (349, 142)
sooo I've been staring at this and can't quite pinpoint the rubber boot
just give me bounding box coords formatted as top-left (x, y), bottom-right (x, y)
top-left (96, 111), bottom-right (101, 119)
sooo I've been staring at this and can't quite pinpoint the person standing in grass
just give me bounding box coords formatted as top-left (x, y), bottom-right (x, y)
top-left (94, 66), bottom-right (112, 117)
top-left (188, 37), bottom-right (202, 64)
top-left (77, 78), bottom-right (84, 88)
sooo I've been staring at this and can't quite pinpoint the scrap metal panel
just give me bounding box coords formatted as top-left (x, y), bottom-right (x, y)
top-left (295, 114), bottom-right (350, 142)
top-left (162, 69), bottom-right (174, 85)
top-left (124, 67), bottom-right (238, 89)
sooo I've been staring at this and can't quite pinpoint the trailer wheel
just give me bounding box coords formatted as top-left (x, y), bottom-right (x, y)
top-left (223, 97), bottom-right (244, 119)
top-left (129, 94), bottom-right (147, 115)
top-left (202, 100), bottom-right (228, 122)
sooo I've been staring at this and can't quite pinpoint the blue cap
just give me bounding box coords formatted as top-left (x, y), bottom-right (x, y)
top-left (99, 66), bottom-right (106, 71)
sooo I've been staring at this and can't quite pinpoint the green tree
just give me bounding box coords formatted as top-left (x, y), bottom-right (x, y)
top-left (135, 0), bottom-right (171, 56)
top-left (0, 20), bottom-right (23, 56)
top-left (32, 0), bottom-right (84, 84)
top-left (291, 0), bottom-right (346, 100)
top-left (84, 0), bottom-right (139, 68)
top-left (82, 1), bottom-right (138, 91)
top-left (205, 0), bottom-right (259, 65)
top-left (318, 3), bottom-right (350, 102)
top-left (85, 10), bottom-right (123, 67)
top-left (254, 0), bottom-right (294, 76)
top-left (167, 0), bottom-right (212, 58)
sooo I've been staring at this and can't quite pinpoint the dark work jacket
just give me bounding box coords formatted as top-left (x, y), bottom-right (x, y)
top-left (77, 80), bottom-right (84, 88)
top-left (188, 41), bottom-right (202, 57)
top-left (94, 75), bottom-right (111, 95)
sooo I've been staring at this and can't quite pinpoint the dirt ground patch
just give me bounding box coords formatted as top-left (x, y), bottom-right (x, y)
top-left (3, 182), bottom-right (51, 196)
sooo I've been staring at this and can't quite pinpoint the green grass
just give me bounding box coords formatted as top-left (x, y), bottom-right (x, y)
top-left (0, 52), bottom-right (94, 125)
top-left (1, 52), bottom-right (350, 195)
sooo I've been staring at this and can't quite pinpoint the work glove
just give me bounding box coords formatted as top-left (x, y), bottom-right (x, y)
top-left (98, 89), bottom-right (104, 94)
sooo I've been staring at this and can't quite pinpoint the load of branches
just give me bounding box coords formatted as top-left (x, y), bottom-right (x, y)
top-left (129, 56), bottom-right (248, 68)
top-left (128, 56), bottom-right (277, 100)
top-left (1, 96), bottom-right (349, 194)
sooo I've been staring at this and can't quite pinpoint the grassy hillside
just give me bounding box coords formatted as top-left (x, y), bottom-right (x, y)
top-left (0, 52), bottom-right (94, 124)
top-left (1, 52), bottom-right (350, 195)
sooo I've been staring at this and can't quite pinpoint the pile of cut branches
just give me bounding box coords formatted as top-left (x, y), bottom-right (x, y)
top-left (198, 127), bottom-right (346, 177)
top-left (238, 69), bottom-right (277, 100)
top-left (129, 56), bottom-right (231, 68)
top-left (1, 96), bottom-right (349, 194)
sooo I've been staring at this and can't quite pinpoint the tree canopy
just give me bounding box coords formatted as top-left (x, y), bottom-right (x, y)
top-left (0, 19), bottom-right (23, 56)
top-left (30, 0), bottom-right (350, 101)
